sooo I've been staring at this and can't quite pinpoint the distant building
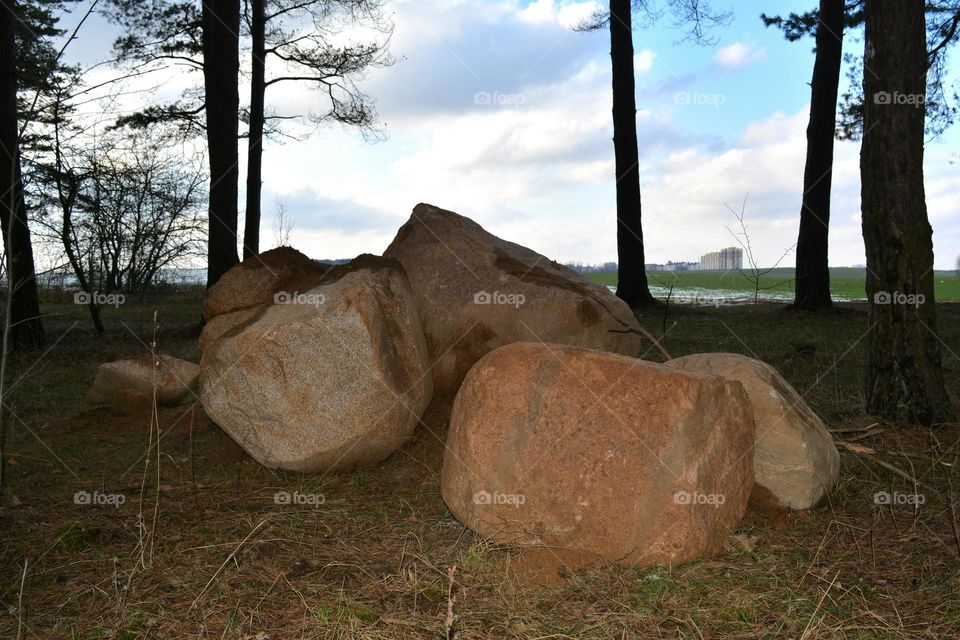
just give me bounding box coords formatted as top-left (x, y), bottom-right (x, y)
top-left (699, 247), bottom-right (743, 271)
top-left (573, 252), bottom-right (742, 273)
top-left (646, 261), bottom-right (698, 272)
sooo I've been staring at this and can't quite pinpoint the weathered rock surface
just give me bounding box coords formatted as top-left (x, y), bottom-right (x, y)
top-left (441, 343), bottom-right (755, 567)
top-left (87, 355), bottom-right (200, 407)
top-left (384, 203), bottom-right (645, 396)
top-left (203, 246), bottom-right (330, 321)
top-left (200, 256), bottom-right (433, 473)
top-left (666, 352), bottom-right (839, 510)
top-left (199, 306), bottom-right (262, 352)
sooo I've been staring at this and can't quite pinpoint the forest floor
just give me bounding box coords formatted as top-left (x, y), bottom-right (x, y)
top-left (1, 288), bottom-right (959, 639)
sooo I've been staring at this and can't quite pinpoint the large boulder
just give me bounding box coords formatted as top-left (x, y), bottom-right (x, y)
top-left (384, 204), bottom-right (645, 396)
top-left (199, 306), bottom-right (262, 352)
top-left (203, 246), bottom-right (329, 321)
top-left (200, 256), bottom-right (433, 473)
top-left (200, 248), bottom-right (384, 352)
top-left (665, 353), bottom-right (840, 511)
top-left (87, 355), bottom-right (199, 407)
top-left (441, 343), bottom-right (755, 568)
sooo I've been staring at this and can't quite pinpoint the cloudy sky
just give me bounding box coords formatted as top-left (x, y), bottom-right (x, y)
top-left (63, 0), bottom-right (960, 269)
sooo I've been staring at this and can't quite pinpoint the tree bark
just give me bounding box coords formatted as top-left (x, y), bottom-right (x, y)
top-left (243, 0), bottom-right (265, 259)
top-left (0, 0), bottom-right (44, 350)
top-left (610, 0), bottom-right (654, 307)
top-left (861, 0), bottom-right (953, 425)
top-left (793, 0), bottom-right (844, 311)
top-left (202, 0), bottom-right (241, 288)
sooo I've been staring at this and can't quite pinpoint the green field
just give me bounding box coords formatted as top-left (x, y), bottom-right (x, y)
top-left (585, 267), bottom-right (960, 301)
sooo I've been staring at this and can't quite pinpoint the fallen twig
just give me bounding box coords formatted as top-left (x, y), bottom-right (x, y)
top-left (800, 568), bottom-right (840, 640)
top-left (190, 517), bottom-right (271, 610)
top-left (444, 565), bottom-right (458, 640)
top-left (16, 558), bottom-right (27, 640)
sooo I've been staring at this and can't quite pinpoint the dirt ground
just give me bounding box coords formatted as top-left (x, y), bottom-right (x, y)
top-left (1, 294), bottom-right (959, 638)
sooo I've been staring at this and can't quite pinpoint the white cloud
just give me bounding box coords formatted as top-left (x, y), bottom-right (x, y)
top-left (635, 49), bottom-right (655, 73)
top-left (354, 0), bottom-right (605, 123)
top-left (518, 0), bottom-right (602, 29)
top-left (714, 42), bottom-right (767, 68)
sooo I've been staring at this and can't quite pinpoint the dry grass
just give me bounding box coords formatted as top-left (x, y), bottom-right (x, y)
top-left (1, 292), bottom-right (959, 639)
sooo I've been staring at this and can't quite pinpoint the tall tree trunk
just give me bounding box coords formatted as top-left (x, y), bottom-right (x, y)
top-left (861, 0), bottom-right (953, 425)
top-left (243, 0), bottom-right (265, 259)
top-left (0, 0), bottom-right (44, 350)
top-left (793, 0), bottom-right (844, 311)
top-left (610, 0), bottom-right (654, 307)
top-left (203, 0), bottom-right (241, 288)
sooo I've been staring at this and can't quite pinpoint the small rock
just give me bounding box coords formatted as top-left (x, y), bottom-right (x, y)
top-left (88, 355), bottom-right (199, 407)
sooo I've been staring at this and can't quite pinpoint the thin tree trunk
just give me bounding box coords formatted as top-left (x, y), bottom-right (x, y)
top-left (243, 0), bottom-right (265, 259)
top-left (0, 0), bottom-right (44, 350)
top-left (60, 184), bottom-right (104, 334)
top-left (203, 0), bottom-right (241, 288)
top-left (861, 0), bottom-right (953, 425)
top-left (610, 0), bottom-right (654, 307)
top-left (793, 0), bottom-right (844, 311)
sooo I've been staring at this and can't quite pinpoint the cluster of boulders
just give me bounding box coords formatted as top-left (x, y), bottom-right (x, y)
top-left (441, 345), bottom-right (839, 565)
top-left (87, 203), bottom-right (840, 568)
top-left (197, 204), bottom-right (647, 472)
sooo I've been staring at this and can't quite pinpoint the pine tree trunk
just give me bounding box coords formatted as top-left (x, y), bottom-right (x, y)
top-left (861, 0), bottom-right (953, 425)
top-left (793, 0), bottom-right (844, 311)
top-left (610, 0), bottom-right (654, 307)
top-left (0, 0), bottom-right (44, 350)
top-left (243, 0), bottom-right (265, 259)
top-left (203, 0), bottom-right (241, 288)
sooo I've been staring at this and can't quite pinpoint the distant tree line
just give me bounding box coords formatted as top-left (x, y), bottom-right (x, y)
top-left (565, 262), bottom-right (620, 274)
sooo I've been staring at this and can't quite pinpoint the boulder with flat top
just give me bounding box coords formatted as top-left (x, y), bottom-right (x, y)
top-left (384, 203), bottom-right (646, 396)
